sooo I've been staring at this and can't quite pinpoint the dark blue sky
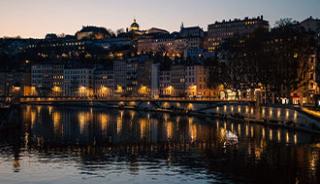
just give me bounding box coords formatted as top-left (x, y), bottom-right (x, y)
top-left (0, 0), bottom-right (319, 38)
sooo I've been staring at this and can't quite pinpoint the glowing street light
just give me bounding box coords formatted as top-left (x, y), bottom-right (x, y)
top-left (79, 86), bottom-right (88, 97)
top-left (52, 86), bottom-right (62, 96)
top-left (188, 85), bottom-right (197, 97)
top-left (13, 86), bottom-right (21, 91)
top-left (116, 85), bottom-right (123, 94)
top-left (138, 85), bottom-right (149, 96)
top-left (10, 86), bottom-right (21, 96)
top-left (12, 86), bottom-right (21, 92)
top-left (99, 86), bottom-right (110, 97)
top-left (31, 86), bottom-right (37, 96)
top-left (165, 86), bottom-right (174, 96)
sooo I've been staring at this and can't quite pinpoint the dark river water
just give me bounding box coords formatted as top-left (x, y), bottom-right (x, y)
top-left (0, 105), bottom-right (320, 184)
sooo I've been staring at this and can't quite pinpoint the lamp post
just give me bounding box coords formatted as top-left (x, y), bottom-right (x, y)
top-left (116, 85), bottom-right (124, 97)
top-left (188, 85), bottom-right (197, 98)
top-left (52, 86), bottom-right (62, 97)
top-left (138, 85), bottom-right (149, 97)
top-left (166, 86), bottom-right (174, 97)
top-left (10, 85), bottom-right (21, 97)
top-left (31, 86), bottom-right (37, 96)
top-left (79, 86), bottom-right (87, 97)
top-left (100, 86), bottom-right (110, 98)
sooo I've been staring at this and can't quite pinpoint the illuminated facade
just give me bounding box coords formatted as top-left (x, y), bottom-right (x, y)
top-left (159, 64), bottom-right (215, 98)
top-left (130, 19), bottom-right (140, 32)
top-left (151, 63), bottom-right (160, 98)
top-left (291, 54), bottom-right (319, 104)
top-left (0, 70), bottom-right (30, 96)
top-left (180, 25), bottom-right (205, 58)
top-left (185, 65), bottom-right (213, 97)
top-left (31, 64), bottom-right (64, 96)
top-left (113, 59), bottom-right (157, 97)
top-left (76, 26), bottom-right (112, 40)
top-left (206, 16), bottom-right (269, 52)
top-left (170, 65), bottom-right (186, 97)
top-left (113, 60), bottom-right (128, 96)
top-left (94, 69), bottom-right (115, 98)
top-left (137, 36), bottom-right (187, 58)
top-left (159, 70), bottom-right (172, 97)
top-left (63, 67), bottom-right (94, 97)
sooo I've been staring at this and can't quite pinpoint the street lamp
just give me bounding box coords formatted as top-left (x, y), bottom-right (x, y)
top-left (79, 86), bottom-right (87, 97)
top-left (12, 86), bottom-right (21, 92)
top-left (138, 85), bottom-right (149, 96)
top-left (166, 86), bottom-right (174, 96)
top-left (100, 86), bottom-right (110, 97)
top-left (31, 86), bottom-right (37, 96)
top-left (11, 86), bottom-right (21, 97)
top-left (52, 86), bottom-right (62, 96)
top-left (188, 85), bottom-right (197, 97)
top-left (116, 85), bottom-right (123, 94)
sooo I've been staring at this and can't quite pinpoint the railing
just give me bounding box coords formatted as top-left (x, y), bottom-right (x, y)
top-left (18, 96), bottom-right (255, 103)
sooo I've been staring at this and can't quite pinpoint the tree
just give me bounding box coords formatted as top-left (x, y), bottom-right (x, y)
top-left (116, 28), bottom-right (125, 36)
top-left (107, 29), bottom-right (116, 38)
top-left (214, 21), bottom-right (317, 103)
top-left (275, 18), bottom-right (298, 28)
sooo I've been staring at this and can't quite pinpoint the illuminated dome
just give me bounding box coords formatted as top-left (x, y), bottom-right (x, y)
top-left (130, 19), bottom-right (140, 31)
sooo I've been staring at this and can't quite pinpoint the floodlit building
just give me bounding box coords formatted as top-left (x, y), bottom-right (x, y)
top-left (31, 64), bottom-right (64, 96)
top-left (170, 65), bottom-right (186, 97)
top-left (207, 16), bottom-right (269, 51)
top-left (151, 63), bottom-right (160, 98)
top-left (180, 25), bottom-right (205, 58)
top-left (137, 35), bottom-right (187, 58)
top-left (291, 54), bottom-right (319, 105)
top-left (76, 26), bottom-right (112, 40)
top-left (113, 60), bottom-right (128, 96)
top-left (63, 67), bottom-right (94, 97)
top-left (94, 69), bottom-right (114, 98)
top-left (185, 65), bottom-right (211, 97)
top-left (0, 70), bottom-right (31, 97)
top-left (159, 70), bottom-right (171, 97)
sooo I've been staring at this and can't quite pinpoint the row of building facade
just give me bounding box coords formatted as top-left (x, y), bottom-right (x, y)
top-left (2, 16), bottom-right (319, 63)
top-left (122, 16), bottom-right (271, 58)
top-left (1, 56), bottom-right (318, 105)
top-left (0, 61), bottom-right (223, 99)
top-left (0, 16), bottom-right (275, 60)
top-left (1, 16), bottom-right (319, 104)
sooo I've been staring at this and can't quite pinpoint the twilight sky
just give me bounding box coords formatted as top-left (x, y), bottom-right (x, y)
top-left (0, 0), bottom-right (319, 38)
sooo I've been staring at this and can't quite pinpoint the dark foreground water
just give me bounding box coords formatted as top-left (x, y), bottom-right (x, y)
top-left (0, 105), bottom-right (320, 184)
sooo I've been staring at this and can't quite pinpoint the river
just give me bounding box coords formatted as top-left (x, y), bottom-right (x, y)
top-left (0, 105), bottom-right (319, 184)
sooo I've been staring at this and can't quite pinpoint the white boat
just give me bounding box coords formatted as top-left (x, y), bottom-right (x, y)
top-left (225, 131), bottom-right (239, 145)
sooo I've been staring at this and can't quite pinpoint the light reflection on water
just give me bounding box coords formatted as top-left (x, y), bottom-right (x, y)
top-left (0, 105), bottom-right (320, 184)
top-left (212, 105), bottom-right (317, 125)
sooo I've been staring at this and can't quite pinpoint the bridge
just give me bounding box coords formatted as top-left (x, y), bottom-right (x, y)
top-left (17, 96), bottom-right (255, 112)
